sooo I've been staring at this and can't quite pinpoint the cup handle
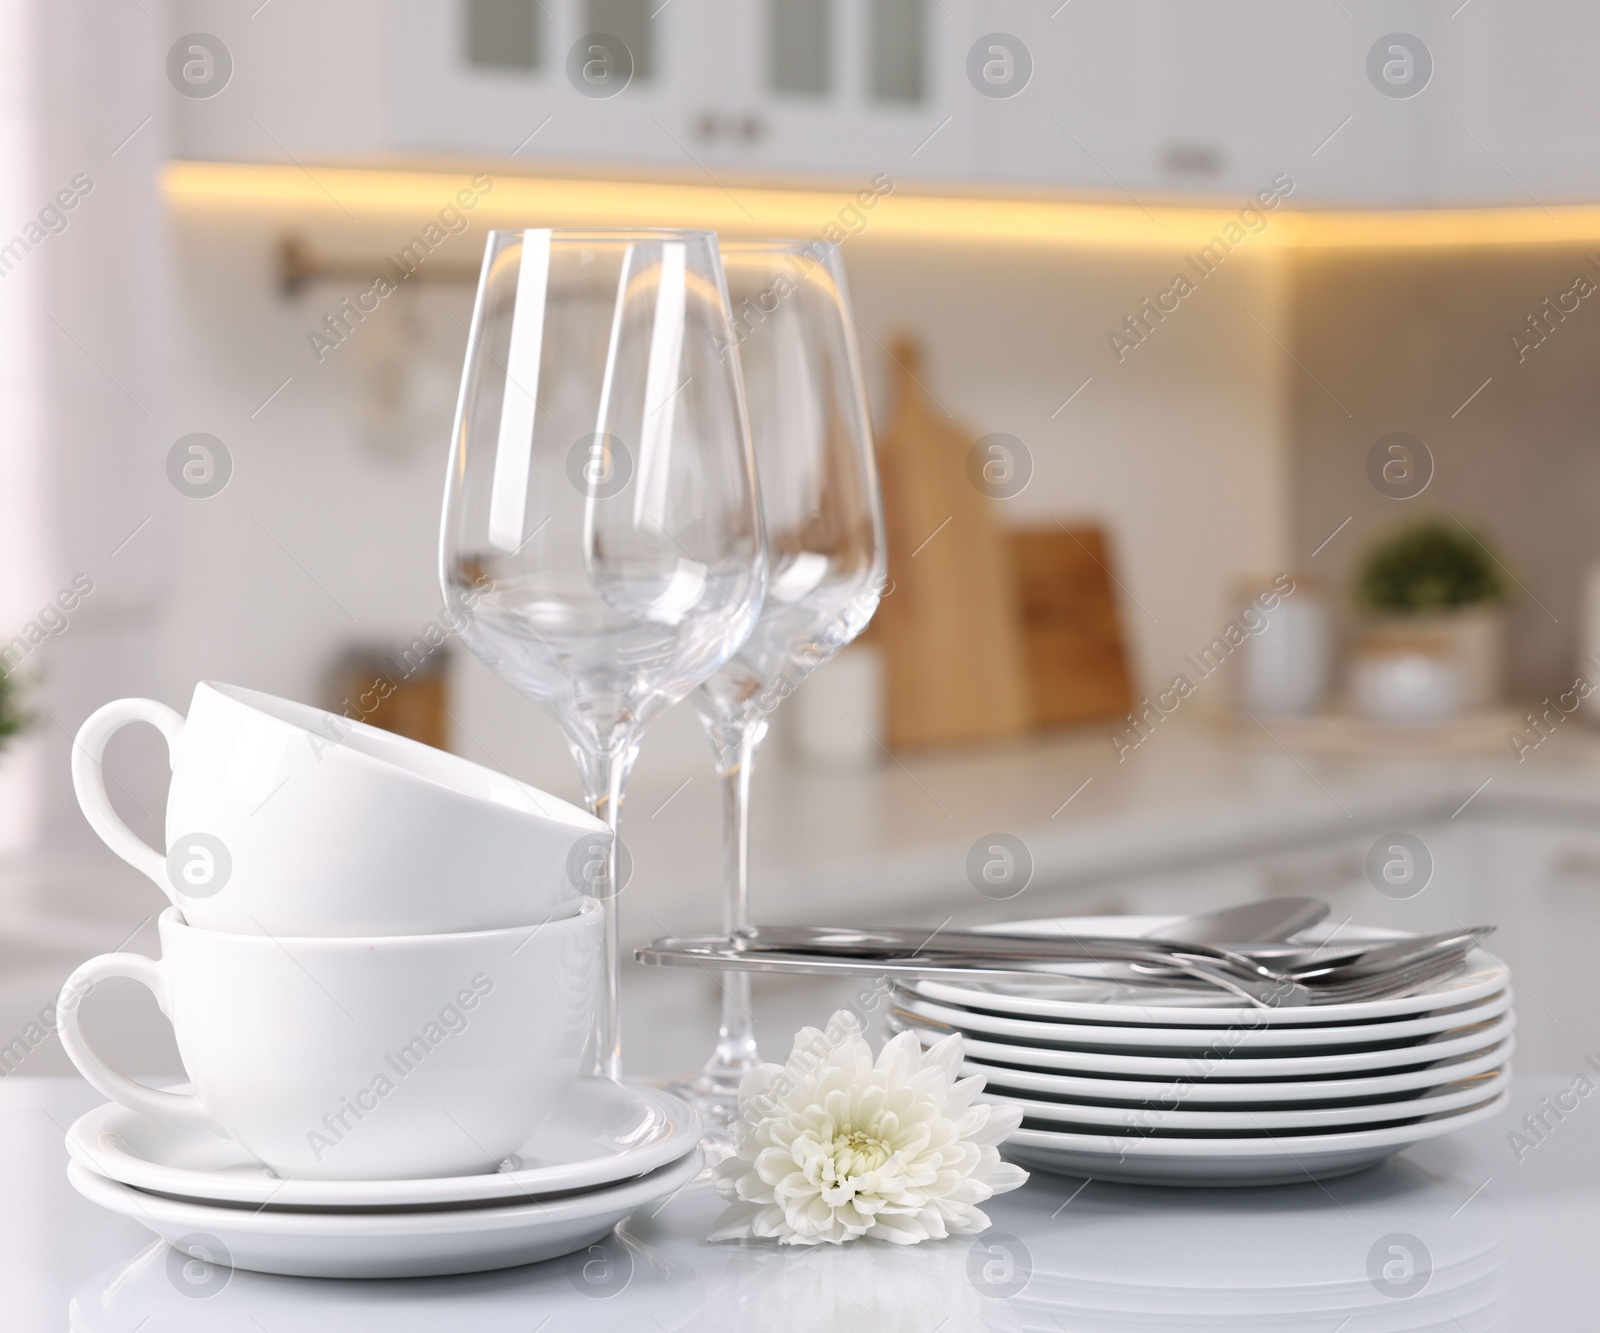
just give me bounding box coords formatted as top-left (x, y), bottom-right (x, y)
top-left (57, 953), bottom-right (215, 1127)
top-left (71, 698), bottom-right (185, 900)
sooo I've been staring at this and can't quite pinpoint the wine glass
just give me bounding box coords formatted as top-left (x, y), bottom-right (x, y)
top-left (440, 229), bottom-right (766, 1080)
top-left (668, 239), bottom-right (885, 1130)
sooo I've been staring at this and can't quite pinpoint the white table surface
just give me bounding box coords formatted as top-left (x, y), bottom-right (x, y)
top-left (8, 1072), bottom-right (1593, 1330)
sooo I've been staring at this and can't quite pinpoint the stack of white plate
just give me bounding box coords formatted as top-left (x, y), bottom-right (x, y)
top-left (890, 916), bottom-right (1514, 1186)
top-left (64, 1079), bottom-right (703, 1279)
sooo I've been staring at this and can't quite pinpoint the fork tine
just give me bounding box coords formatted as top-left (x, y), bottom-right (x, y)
top-left (1306, 952), bottom-right (1468, 1004)
top-left (1302, 943), bottom-right (1469, 987)
top-left (1313, 955), bottom-right (1461, 1001)
top-left (1305, 957), bottom-right (1456, 1003)
top-left (1295, 937), bottom-right (1476, 986)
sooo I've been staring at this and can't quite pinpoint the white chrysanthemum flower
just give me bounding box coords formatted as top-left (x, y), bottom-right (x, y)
top-left (710, 1011), bottom-right (1027, 1246)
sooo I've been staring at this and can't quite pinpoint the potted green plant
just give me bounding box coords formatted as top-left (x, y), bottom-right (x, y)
top-left (0, 671), bottom-right (27, 760)
top-left (1351, 519), bottom-right (1509, 713)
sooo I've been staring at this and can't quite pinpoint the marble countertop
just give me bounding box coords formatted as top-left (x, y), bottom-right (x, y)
top-left (10, 1072), bottom-right (1591, 1330)
top-left (620, 716), bottom-right (1600, 934)
top-left (14, 714), bottom-right (1600, 959)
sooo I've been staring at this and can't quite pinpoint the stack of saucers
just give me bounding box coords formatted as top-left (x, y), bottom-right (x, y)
top-left (63, 1080), bottom-right (702, 1280)
top-left (59, 683), bottom-right (702, 1278)
top-left (889, 915), bottom-right (1513, 1186)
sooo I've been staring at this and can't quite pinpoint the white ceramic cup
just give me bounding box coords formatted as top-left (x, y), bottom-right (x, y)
top-left (58, 903), bottom-right (601, 1180)
top-left (1236, 597), bottom-right (1333, 717)
top-left (72, 682), bottom-right (610, 935)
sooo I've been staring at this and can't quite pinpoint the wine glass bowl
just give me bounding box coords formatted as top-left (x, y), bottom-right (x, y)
top-left (442, 230), bottom-right (765, 759)
top-left (694, 242), bottom-right (885, 728)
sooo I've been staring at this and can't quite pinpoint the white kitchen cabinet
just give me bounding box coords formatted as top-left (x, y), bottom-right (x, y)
top-left (974, 2), bottom-right (1366, 204)
top-left (1429, 0), bottom-right (1600, 205)
top-left (669, 0), bottom-right (980, 185)
top-left (1144, 5), bottom-right (1356, 204)
top-left (165, 0), bottom-right (394, 163)
top-left (393, 0), bottom-right (695, 167)
top-left (1480, 820), bottom-right (1600, 1076)
top-left (960, 0), bottom-right (1162, 198)
top-left (1040, 821), bottom-right (1490, 936)
top-left (169, 0), bottom-right (1600, 209)
top-left (392, 0), bottom-right (980, 186)
top-left (1035, 860), bottom-right (1259, 922)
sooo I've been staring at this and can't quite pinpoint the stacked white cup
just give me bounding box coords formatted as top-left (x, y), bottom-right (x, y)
top-left (61, 682), bottom-right (611, 1182)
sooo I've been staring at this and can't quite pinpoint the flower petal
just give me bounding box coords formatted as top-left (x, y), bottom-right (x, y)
top-left (923, 1030), bottom-right (965, 1078)
top-left (989, 1161), bottom-right (1030, 1194)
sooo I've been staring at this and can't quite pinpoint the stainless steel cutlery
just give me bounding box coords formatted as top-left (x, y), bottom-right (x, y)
top-left (1139, 896), bottom-right (1330, 945)
top-left (641, 933), bottom-right (1307, 1007)
top-left (635, 918), bottom-right (1494, 1009)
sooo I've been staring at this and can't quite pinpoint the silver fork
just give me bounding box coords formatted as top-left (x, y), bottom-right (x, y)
top-left (730, 925), bottom-right (1487, 1000)
top-left (1121, 947), bottom-right (1475, 1005)
top-left (1301, 951), bottom-right (1474, 1004)
top-left (636, 936), bottom-right (1308, 1007)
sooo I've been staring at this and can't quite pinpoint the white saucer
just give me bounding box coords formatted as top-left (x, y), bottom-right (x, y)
top-left (990, 1065), bottom-right (1510, 1131)
top-left (960, 1036), bottom-right (1514, 1105)
top-left (1000, 1088), bottom-right (1510, 1185)
top-left (907, 917), bottom-right (1509, 1026)
top-left (895, 987), bottom-right (1512, 1053)
top-left (67, 1078), bottom-right (700, 1209)
top-left (900, 1010), bottom-right (1515, 1079)
top-left (67, 1149), bottom-right (703, 1279)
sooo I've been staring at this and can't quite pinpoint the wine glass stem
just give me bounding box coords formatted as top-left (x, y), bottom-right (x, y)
top-left (704, 721), bottom-right (761, 1083)
top-left (575, 745), bottom-right (635, 1082)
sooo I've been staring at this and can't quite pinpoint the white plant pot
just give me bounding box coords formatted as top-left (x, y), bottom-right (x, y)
top-left (1350, 652), bottom-right (1462, 726)
top-left (1357, 607), bottom-right (1502, 712)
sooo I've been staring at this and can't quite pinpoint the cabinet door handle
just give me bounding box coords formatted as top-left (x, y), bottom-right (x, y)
top-left (692, 110), bottom-right (768, 145)
top-left (1552, 851), bottom-right (1600, 882)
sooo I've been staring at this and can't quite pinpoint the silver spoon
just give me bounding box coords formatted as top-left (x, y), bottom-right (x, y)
top-left (1141, 896), bottom-right (1329, 946)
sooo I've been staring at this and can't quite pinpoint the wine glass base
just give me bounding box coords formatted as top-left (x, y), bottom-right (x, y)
top-left (657, 1070), bottom-right (746, 1166)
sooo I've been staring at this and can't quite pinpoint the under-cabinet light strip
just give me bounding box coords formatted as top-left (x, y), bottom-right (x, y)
top-left (163, 160), bottom-right (1600, 251)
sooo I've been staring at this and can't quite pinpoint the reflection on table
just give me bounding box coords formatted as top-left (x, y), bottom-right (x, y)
top-left (70, 1154), bottom-right (1507, 1333)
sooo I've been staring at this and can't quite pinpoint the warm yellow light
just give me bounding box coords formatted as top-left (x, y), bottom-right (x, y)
top-left (162, 160), bottom-right (1600, 251)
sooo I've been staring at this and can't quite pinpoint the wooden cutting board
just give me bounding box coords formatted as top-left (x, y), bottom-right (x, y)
top-left (871, 336), bottom-right (1030, 748)
top-left (1007, 526), bottom-right (1134, 727)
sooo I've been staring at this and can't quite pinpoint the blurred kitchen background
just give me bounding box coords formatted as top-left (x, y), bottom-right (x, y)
top-left (3, 0), bottom-right (1600, 1079)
